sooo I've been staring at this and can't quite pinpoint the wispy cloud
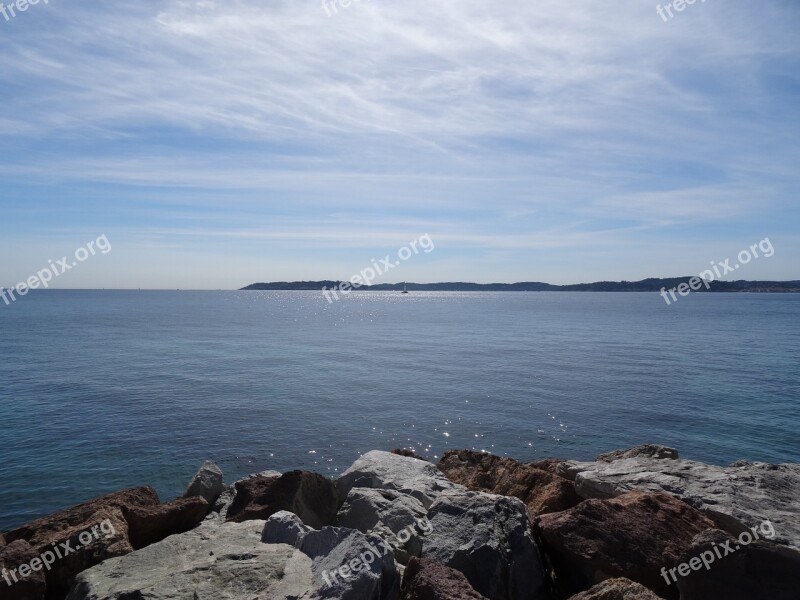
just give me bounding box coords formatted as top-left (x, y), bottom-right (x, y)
top-left (0, 0), bottom-right (798, 286)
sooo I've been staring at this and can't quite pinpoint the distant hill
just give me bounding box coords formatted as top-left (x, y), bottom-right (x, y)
top-left (241, 279), bottom-right (800, 292)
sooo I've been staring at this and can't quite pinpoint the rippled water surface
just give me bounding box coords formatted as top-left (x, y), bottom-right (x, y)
top-left (1, 290), bottom-right (798, 530)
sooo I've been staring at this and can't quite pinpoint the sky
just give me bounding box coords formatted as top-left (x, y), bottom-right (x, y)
top-left (0, 0), bottom-right (798, 289)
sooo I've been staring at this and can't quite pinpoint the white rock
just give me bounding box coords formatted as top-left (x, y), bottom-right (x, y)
top-left (67, 520), bottom-right (311, 600)
top-left (564, 457), bottom-right (800, 550)
top-left (337, 451), bottom-right (461, 509)
top-left (262, 510), bottom-right (311, 546)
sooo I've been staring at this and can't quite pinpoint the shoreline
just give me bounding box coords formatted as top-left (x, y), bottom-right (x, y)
top-left (2, 444), bottom-right (798, 599)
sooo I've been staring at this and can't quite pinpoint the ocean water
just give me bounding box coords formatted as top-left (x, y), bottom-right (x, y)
top-left (0, 290), bottom-right (798, 531)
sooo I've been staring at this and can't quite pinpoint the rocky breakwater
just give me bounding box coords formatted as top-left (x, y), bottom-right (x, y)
top-left (0, 445), bottom-right (797, 600)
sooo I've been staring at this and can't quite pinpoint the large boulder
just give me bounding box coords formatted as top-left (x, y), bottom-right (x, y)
top-left (437, 450), bottom-right (580, 516)
top-left (183, 460), bottom-right (225, 506)
top-left (401, 557), bottom-right (488, 600)
top-left (296, 525), bottom-right (401, 600)
top-left (536, 490), bottom-right (715, 599)
top-left (123, 496), bottom-right (209, 549)
top-left (0, 539), bottom-right (47, 600)
top-left (559, 457), bottom-right (800, 550)
top-left (226, 470), bottom-right (339, 527)
top-left (566, 577), bottom-right (664, 600)
top-left (338, 451), bottom-right (462, 510)
top-left (67, 520), bottom-right (312, 599)
top-left (596, 444), bottom-right (679, 462)
top-left (422, 489), bottom-right (546, 600)
top-left (338, 487), bottom-right (430, 563)
top-left (4, 487), bottom-right (154, 598)
top-left (674, 528), bottom-right (800, 600)
top-left (261, 511), bottom-right (401, 600)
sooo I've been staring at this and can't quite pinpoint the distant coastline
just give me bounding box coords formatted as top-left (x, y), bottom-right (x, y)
top-left (241, 278), bottom-right (800, 293)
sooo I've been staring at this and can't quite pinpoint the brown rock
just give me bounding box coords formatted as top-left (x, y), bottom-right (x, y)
top-left (0, 532), bottom-right (5, 549)
top-left (392, 448), bottom-right (428, 461)
top-left (226, 470), bottom-right (339, 527)
top-left (536, 491), bottom-right (715, 599)
top-left (675, 528), bottom-right (800, 600)
top-left (123, 496), bottom-right (209, 550)
top-left (0, 539), bottom-right (47, 600)
top-left (4, 487), bottom-right (156, 599)
top-left (437, 449), bottom-right (580, 516)
top-left (567, 577), bottom-right (664, 599)
top-left (401, 557), bottom-right (489, 600)
top-left (528, 458), bottom-right (564, 474)
top-left (5, 486), bottom-right (157, 550)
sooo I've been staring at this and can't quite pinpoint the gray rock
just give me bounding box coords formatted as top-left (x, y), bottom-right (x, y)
top-left (298, 526), bottom-right (400, 600)
top-left (561, 457), bottom-right (800, 550)
top-left (184, 460), bottom-right (225, 506)
top-left (338, 451), bottom-right (462, 510)
top-left (421, 489), bottom-right (546, 600)
top-left (596, 444), bottom-right (679, 462)
top-left (259, 511), bottom-right (400, 599)
top-left (66, 520), bottom-right (313, 600)
top-left (337, 487), bottom-right (430, 563)
top-left (262, 510), bottom-right (311, 546)
top-left (69, 513), bottom-right (401, 600)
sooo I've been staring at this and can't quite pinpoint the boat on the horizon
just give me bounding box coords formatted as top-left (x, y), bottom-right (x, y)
top-left (402, 282), bottom-right (409, 294)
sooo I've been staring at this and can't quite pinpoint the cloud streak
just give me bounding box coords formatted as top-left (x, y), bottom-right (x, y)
top-left (0, 0), bottom-right (798, 285)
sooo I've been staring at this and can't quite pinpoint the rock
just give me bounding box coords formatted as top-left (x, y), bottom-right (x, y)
top-left (566, 577), bottom-right (664, 599)
top-left (401, 557), bottom-right (488, 599)
top-left (536, 490), bottom-right (715, 599)
top-left (261, 512), bottom-right (401, 600)
top-left (596, 445), bottom-right (679, 462)
top-left (183, 460), bottom-right (224, 506)
top-left (561, 458), bottom-right (800, 550)
top-left (226, 470), bottom-right (339, 527)
top-left (66, 520), bottom-right (313, 600)
top-left (0, 532), bottom-right (5, 549)
top-left (392, 449), bottom-right (428, 461)
top-left (338, 451), bottom-right (462, 510)
top-left (437, 450), bottom-right (580, 516)
top-left (674, 528), bottom-right (800, 600)
top-left (199, 485), bottom-right (236, 526)
top-left (4, 487), bottom-right (155, 598)
top-left (527, 458), bottom-right (564, 474)
top-left (297, 526), bottom-right (401, 600)
top-left (123, 496), bottom-right (209, 549)
top-left (0, 539), bottom-right (47, 600)
top-left (261, 510), bottom-right (311, 546)
top-left (338, 488), bottom-right (430, 563)
top-left (422, 489), bottom-right (546, 600)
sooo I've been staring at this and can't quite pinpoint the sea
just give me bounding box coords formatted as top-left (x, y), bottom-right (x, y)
top-left (1, 290), bottom-right (798, 531)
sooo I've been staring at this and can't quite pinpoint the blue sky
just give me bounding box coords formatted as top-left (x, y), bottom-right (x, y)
top-left (0, 0), bottom-right (798, 288)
